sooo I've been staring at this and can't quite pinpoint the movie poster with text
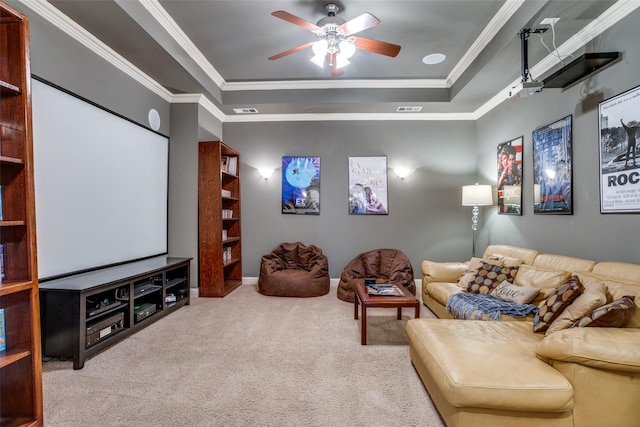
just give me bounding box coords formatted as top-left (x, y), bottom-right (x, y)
top-left (497, 136), bottom-right (523, 215)
top-left (598, 85), bottom-right (640, 213)
top-left (282, 156), bottom-right (320, 215)
top-left (348, 156), bottom-right (388, 215)
top-left (533, 115), bottom-right (573, 214)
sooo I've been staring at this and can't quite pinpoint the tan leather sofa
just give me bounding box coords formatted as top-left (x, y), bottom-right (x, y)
top-left (407, 245), bottom-right (640, 426)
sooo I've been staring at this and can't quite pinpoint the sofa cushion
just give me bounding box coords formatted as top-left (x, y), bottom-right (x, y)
top-left (406, 319), bottom-right (574, 412)
top-left (483, 244), bottom-right (539, 265)
top-left (426, 281), bottom-right (462, 306)
top-left (546, 280), bottom-right (608, 334)
top-left (533, 276), bottom-right (583, 333)
top-left (514, 265), bottom-right (572, 302)
top-left (571, 296), bottom-right (636, 328)
top-left (467, 263), bottom-right (519, 294)
top-left (532, 253), bottom-right (595, 274)
top-left (491, 280), bottom-right (540, 304)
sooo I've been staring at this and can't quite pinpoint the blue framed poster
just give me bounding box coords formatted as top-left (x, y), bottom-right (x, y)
top-left (532, 115), bottom-right (573, 214)
top-left (282, 156), bottom-right (320, 215)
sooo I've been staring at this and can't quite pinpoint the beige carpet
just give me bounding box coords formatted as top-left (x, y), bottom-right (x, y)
top-left (42, 283), bottom-right (444, 426)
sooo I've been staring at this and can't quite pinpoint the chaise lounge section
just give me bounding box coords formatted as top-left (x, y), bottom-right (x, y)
top-left (407, 245), bottom-right (640, 426)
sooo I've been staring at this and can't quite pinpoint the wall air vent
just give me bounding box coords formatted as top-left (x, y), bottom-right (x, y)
top-left (233, 107), bottom-right (259, 114)
top-left (396, 106), bottom-right (422, 112)
top-left (542, 52), bottom-right (620, 89)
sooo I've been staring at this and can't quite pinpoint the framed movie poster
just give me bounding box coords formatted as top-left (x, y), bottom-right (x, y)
top-left (348, 156), bottom-right (388, 215)
top-left (598, 85), bottom-right (640, 213)
top-left (532, 115), bottom-right (573, 214)
top-left (497, 136), bottom-right (523, 215)
top-left (282, 156), bottom-right (320, 215)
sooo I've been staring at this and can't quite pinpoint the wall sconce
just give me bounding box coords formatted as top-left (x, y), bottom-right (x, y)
top-left (461, 183), bottom-right (493, 257)
top-left (395, 167), bottom-right (412, 180)
top-left (258, 168), bottom-right (274, 180)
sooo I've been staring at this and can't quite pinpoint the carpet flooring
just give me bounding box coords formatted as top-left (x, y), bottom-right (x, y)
top-left (42, 283), bottom-right (444, 426)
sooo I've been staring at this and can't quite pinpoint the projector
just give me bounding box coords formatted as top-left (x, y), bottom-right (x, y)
top-left (508, 80), bottom-right (544, 99)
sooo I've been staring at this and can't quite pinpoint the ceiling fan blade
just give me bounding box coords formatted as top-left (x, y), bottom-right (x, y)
top-left (268, 43), bottom-right (313, 61)
top-left (271, 11), bottom-right (319, 32)
top-left (354, 37), bottom-right (401, 57)
top-left (339, 13), bottom-right (381, 36)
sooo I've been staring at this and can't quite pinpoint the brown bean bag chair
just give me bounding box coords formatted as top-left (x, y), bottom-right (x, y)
top-left (258, 242), bottom-right (330, 297)
top-left (337, 248), bottom-right (415, 303)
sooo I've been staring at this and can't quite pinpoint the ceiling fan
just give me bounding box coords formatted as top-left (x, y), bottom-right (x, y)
top-left (268, 3), bottom-right (401, 77)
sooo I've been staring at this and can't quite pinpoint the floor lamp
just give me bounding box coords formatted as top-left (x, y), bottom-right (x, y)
top-left (462, 183), bottom-right (493, 257)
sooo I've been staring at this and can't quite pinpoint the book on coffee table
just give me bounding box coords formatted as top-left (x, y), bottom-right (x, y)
top-left (366, 284), bottom-right (404, 296)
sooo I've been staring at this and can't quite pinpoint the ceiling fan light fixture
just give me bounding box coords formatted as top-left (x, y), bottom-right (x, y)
top-left (335, 53), bottom-right (350, 69)
top-left (310, 53), bottom-right (326, 68)
top-left (339, 39), bottom-right (356, 59)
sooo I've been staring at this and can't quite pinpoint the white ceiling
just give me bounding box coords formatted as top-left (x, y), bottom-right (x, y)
top-left (17, 0), bottom-right (636, 121)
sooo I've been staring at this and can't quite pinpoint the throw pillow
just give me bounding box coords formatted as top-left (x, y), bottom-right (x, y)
top-left (491, 280), bottom-right (539, 304)
top-left (458, 257), bottom-right (485, 289)
top-left (570, 295), bottom-right (636, 328)
top-left (533, 275), bottom-right (583, 333)
top-left (545, 280), bottom-right (607, 335)
top-left (466, 263), bottom-right (519, 294)
top-left (603, 279), bottom-right (640, 328)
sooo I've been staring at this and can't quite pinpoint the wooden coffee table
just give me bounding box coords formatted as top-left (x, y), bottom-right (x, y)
top-left (354, 281), bottom-right (420, 345)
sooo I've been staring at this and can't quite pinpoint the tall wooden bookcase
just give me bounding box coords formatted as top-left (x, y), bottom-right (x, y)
top-left (0, 1), bottom-right (43, 425)
top-left (198, 141), bottom-right (242, 297)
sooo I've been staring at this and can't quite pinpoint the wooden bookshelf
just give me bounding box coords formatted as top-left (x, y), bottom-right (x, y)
top-left (0, 1), bottom-right (43, 424)
top-left (198, 141), bottom-right (242, 297)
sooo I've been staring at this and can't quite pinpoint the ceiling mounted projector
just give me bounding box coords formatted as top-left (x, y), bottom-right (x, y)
top-left (509, 28), bottom-right (545, 99)
top-left (509, 80), bottom-right (544, 98)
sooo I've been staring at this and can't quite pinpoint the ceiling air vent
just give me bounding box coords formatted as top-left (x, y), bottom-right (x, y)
top-left (233, 107), bottom-right (259, 114)
top-left (396, 106), bottom-right (422, 112)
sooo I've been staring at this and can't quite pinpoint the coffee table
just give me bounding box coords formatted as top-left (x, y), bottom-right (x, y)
top-left (354, 281), bottom-right (420, 345)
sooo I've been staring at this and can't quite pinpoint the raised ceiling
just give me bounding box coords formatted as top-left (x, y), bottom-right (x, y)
top-left (15, 0), bottom-right (635, 121)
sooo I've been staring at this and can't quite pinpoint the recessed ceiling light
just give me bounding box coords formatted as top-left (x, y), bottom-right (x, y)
top-left (422, 53), bottom-right (446, 65)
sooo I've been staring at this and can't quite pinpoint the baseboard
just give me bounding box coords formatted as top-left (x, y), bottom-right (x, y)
top-left (191, 278), bottom-right (421, 298)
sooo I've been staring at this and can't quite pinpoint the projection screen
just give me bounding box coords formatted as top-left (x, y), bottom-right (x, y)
top-left (31, 78), bottom-right (169, 280)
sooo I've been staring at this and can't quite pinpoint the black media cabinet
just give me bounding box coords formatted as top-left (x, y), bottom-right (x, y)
top-left (39, 256), bottom-right (192, 369)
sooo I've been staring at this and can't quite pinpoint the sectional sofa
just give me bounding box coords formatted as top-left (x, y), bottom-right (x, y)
top-left (407, 245), bottom-right (640, 426)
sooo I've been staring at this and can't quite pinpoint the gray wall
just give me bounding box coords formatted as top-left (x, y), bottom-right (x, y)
top-left (475, 9), bottom-right (640, 264)
top-left (223, 120), bottom-right (477, 277)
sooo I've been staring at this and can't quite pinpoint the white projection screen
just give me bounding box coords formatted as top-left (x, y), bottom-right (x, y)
top-left (32, 78), bottom-right (169, 280)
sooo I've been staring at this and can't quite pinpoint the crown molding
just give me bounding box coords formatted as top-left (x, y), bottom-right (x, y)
top-left (447, 0), bottom-right (525, 87)
top-left (16, 0), bottom-right (173, 103)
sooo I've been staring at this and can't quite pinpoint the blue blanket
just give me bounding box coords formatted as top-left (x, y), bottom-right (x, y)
top-left (446, 292), bottom-right (538, 321)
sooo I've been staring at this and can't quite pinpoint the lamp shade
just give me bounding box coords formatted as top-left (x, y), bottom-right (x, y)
top-left (462, 184), bottom-right (493, 206)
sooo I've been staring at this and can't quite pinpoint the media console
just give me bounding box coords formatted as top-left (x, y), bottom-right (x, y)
top-left (39, 256), bottom-right (191, 369)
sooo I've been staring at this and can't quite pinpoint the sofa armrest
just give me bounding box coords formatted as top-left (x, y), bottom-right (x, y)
top-left (421, 260), bottom-right (468, 284)
top-left (536, 327), bottom-right (640, 373)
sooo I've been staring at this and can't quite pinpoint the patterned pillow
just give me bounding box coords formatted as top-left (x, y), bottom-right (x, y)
top-left (570, 295), bottom-right (636, 328)
top-left (466, 263), bottom-right (519, 294)
top-left (533, 275), bottom-right (583, 333)
top-left (545, 280), bottom-right (607, 335)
